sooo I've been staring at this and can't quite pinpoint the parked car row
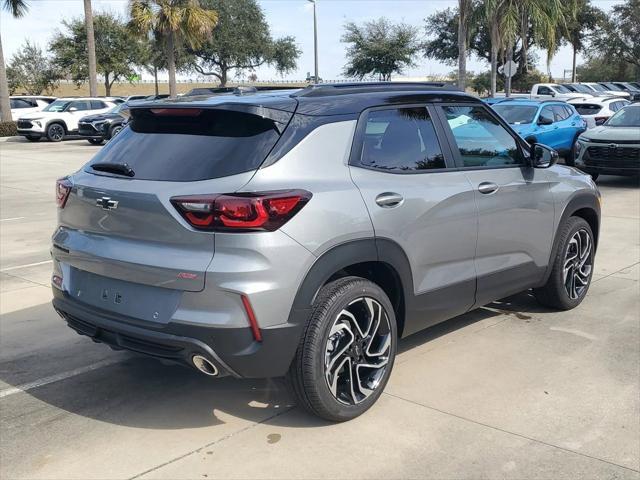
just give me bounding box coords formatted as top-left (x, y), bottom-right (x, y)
top-left (487, 96), bottom-right (639, 179)
top-left (11, 94), bottom-right (167, 144)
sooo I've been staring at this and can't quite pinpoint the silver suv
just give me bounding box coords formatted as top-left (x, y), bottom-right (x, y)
top-left (52, 83), bottom-right (600, 421)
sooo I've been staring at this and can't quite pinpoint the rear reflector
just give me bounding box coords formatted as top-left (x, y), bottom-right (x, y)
top-left (171, 190), bottom-right (312, 232)
top-left (241, 295), bottom-right (262, 342)
top-left (56, 177), bottom-right (72, 208)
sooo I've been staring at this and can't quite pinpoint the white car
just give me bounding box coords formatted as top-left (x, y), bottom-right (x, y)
top-left (579, 83), bottom-right (630, 99)
top-left (10, 96), bottom-right (56, 118)
top-left (530, 83), bottom-right (593, 102)
top-left (569, 97), bottom-right (631, 128)
top-left (16, 97), bottom-right (117, 142)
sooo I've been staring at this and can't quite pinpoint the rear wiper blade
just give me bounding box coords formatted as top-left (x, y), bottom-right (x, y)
top-left (91, 162), bottom-right (135, 177)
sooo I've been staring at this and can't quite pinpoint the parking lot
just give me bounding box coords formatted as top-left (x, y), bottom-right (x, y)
top-left (0, 137), bottom-right (638, 479)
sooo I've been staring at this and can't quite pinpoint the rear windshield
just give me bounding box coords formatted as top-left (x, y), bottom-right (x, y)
top-left (573, 104), bottom-right (602, 115)
top-left (86, 108), bottom-right (285, 181)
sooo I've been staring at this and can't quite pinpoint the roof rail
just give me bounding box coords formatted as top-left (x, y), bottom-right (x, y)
top-left (293, 81), bottom-right (460, 97)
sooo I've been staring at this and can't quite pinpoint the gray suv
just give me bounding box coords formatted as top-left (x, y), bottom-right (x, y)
top-left (52, 83), bottom-right (600, 421)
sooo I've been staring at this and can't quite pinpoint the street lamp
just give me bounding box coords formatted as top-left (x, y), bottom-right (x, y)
top-left (308, 0), bottom-right (319, 84)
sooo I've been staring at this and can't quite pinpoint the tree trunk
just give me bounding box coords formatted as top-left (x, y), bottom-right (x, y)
top-left (520, 9), bottom-right (528, 73)
top-left (571, 45), bottom-right (577, 82)
top-left (166, 32), bottom-right (177, 98)
top-left (104, 72), bottom-right (110, 96)
top-left (505, 43), bottom-right (513, 97)
top-left (153, 66), bottom-right (159, 95)
top-left (84, 0), bottom-right (98, 97)
top-left (220, 67), bottom-right (228, 87)
top-left (457, 0), bottom-right (468, 91)
top-left (0, 34), bottom-right (12, 122)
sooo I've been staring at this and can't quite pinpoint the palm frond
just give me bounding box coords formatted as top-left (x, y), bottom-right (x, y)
top-left (2, 0), bottom-right (29, 18)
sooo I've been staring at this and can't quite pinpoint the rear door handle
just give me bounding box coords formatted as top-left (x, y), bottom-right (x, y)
top-left (478, 182), bottom-right (499, 195)
top-left (375, 192), bottom-right (404, 208)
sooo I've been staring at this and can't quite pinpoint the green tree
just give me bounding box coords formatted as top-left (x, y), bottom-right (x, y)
top-left (49, 13), bottom-right (145, 96)
top-left (190, 0), bottom-right (300, 86)
top-left (7, 41), bottom-right (60, 95)
top-left (565, 1), bottom-right (604, 82)
top-left (342, 18), bottom-right (422, 81)
top-left (589, 0), bottom-right (640, 79)
top-left (140, 33), bottom-right (193, 95)
top-left (129, 0), bottom-right (218, 98)
top-left (576, 57), bottom-right (637, 82)
top-left (1, 0), bottom-right (30, 122)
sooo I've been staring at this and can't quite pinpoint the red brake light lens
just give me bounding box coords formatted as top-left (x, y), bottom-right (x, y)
top-left (171, 190), bottom-right (312, 232)
top-left (56, 178), bottom-right (72, 208)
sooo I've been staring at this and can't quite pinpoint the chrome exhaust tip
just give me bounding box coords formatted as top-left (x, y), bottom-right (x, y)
top-left (192, 355), bottom-right (219, 376)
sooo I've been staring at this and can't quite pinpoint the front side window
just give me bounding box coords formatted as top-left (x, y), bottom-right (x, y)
top-left (358, 107), bottom-right (445, 172)
top-left (43, 100), bottom-right (71, 112)
top-left (539, 106), bottom-right (555, 123)
top-left (538, 87), bottom-right (552, 95)
top-left (441, 106), bottom-right (523, 168)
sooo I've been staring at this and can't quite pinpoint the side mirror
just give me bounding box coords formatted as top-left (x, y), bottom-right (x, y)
top-left (531, 143), bottom-right (559, 168)
top-left (524, 135), bottom-right (537, 146)
top-left (538, 115), bottom-right (553, 125)
top-left (550, 91), bottom-right (556, 97)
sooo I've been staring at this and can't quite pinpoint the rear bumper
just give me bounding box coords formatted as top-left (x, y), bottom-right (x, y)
top-left (53, 288), bottom-right (304, 378)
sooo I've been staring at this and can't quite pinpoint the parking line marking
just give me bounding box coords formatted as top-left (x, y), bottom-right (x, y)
top-left (0, 217), bottom-right (26, 222)
top-left (0, 260), bottom-right (52, 272)
top-left (0, 358), bottom-right (123, 399)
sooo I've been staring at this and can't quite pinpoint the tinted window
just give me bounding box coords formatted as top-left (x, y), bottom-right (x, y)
top-left (442, 106), bottom-right (523, 168)
top-left (87, 108), bottom-right (286, 181)
top-left (10, 99), bottom-right (33, 109)
top-left (574, 104), bottom-right (602, 115)
top-left (538, 86), bottom-right (552, 95)
top-left (71, 101), bottom-right (91, 111)
top-left (539, 106), bottom-right (554, 123)
top-left (492, 105), bottom-right (538, 124)
top-left (90, 100), bottom-right (107, 109)
top-left (552, 105), bottom-right (570, 121)
top-left (358, 107), bottom-right (445, 172)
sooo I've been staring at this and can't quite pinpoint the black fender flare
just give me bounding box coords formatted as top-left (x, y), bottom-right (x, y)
top-left (284, 237), bottom-right (415, 352)
top-left (538, 191), bottom-right (601, 286)
top-left (45, 119), bottom-right (68, 134)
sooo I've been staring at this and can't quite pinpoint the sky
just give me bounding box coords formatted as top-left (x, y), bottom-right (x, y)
top-left (0, 0), bottom-right (625, 83)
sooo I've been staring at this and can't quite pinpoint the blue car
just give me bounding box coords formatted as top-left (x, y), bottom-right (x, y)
top-left (491, 99), bottom-right (587, 164)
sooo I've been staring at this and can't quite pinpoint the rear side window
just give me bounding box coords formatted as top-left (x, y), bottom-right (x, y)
top-left (574, 104), bottom-right (602, 115)
top-left (356, 107), bottom-right (445, 172)
top-left (90, 100), bottom-right (107, 109)
top-left (71, 101), bottom-right (91, 111)
top-left (552, 105), bottom-right (570, 121)
top-left (87, 108), bottom-right (285, 181)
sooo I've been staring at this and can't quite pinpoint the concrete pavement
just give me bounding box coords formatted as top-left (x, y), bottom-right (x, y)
top-left (1, 139), bottom-right (638, 479)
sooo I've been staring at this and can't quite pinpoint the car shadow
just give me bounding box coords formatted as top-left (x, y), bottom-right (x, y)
top-left (596, 175), bottom-right (639, 189)
top-left (0, 290), bottom-right (544, 430)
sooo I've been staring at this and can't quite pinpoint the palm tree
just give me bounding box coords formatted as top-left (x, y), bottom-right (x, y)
top-left (1, 0), bottom-right (29, 122)
top-left (129, 0), bottom-right (217, 98)
top-left (481, 0), bottom-right (506, 97)
top-left (84, 0), bottom-right (98, 96)
top-left (457, 0), bottom-right (474, 91)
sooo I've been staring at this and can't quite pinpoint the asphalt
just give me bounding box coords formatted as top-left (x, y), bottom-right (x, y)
top-left (1, 137), bottom-right (638, 479)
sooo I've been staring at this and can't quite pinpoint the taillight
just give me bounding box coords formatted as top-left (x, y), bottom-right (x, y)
top-left (171, 190), bottom-right (312, 232)
top-left (56, 178), bottom-right (72, 208)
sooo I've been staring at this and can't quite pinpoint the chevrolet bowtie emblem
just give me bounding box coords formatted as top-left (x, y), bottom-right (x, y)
top-left (96, 197), bottom-right (118, 210)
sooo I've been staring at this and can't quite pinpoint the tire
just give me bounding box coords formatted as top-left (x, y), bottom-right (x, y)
top-left (46, 123), bottom-right (65, 142)
top-left (25, 135), bottom-right (40, 142)
top-left (108, 125), bottom-right (123, 139)
top-left (88, 138), bottom-right (104, 145)
top-left (534, 216), bottom-right (595, 310)
top-left (287, 276), bottom-right (397, 422)
top-left (565, 135), bottom-right (580, 167)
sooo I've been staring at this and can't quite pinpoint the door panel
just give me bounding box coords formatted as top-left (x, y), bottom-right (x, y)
top-left (437, 104), bottom-right (555, 307)
top-left (349, 106), bottom-right (478, 335)
top-left (464, 168), bottom-right (554, 306)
